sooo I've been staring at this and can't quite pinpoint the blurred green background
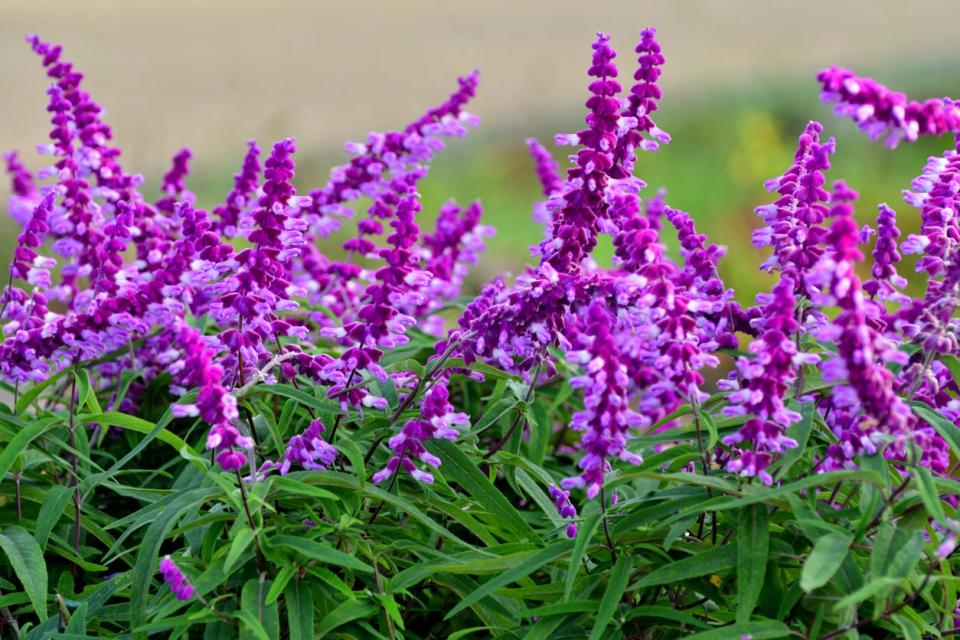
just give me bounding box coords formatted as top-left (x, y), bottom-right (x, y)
top-left (3, 1), bottom-right (960, 303)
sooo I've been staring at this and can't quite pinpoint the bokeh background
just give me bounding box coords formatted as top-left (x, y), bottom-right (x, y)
top-left (3, 0), bottom-right (960, 302)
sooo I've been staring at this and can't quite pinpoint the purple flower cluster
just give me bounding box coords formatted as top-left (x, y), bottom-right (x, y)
top-left (817, 66), bottom-right (960, 146)
top-left (373, 381), bottom-right (468, 485)
top-left (753, 121), bottom-right (834, 292)
top-left (721, 278), bottom-right (809, 484)
top-left (813, 184), bottom-right (918, 469)
top-left (561, 301), bottom-right (643, 498)
top-left (213, 140), bottom-right (261, 237)
top-left (159, 556), bottom-right (194, 601)
top-left (549, 485), bottom-right (579, 538)
top-left (170, 322), bottom-right (249, 471)
top-left (280, 419), bottom-right (337, 475)
top-left (7, 26), bottom-right (960, 544)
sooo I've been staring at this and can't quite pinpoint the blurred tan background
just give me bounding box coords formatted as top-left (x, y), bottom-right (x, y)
top-left (3, 1), bottom-right (960, 298)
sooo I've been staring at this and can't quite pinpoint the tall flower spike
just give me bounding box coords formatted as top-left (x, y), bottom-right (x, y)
top-left (155, 148), bottom-right (194, 213)
top-left (817, 66), bottom-right (960, 147)
top-left (549, 485), bottom-right (579, 538)
top-left (561, 301), bottom-right (644, 499)
top-left (753, 121), bottom-right (834, 293)
top-left (814, 183), bottom-right (916, 468)
top-left (544, 32), bottom-right (621, 272)
top-left (214, 140), bottom-right (261, 237)
top-left (610, 26), bottom-right (669, 177)
top-left (721, 278), bottom-right (809, 484)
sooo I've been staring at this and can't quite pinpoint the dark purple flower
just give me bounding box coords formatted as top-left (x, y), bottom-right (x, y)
top-left (813, 183), bottom-right (916, 468)
top-left (863, 203), bottom-right (907, 301)
top-left (170, 322), bottom-right (250, 471)
top-left (610, 26), bottom-right (669, 177)
top-left (154, 148), bottom-right (194, 213)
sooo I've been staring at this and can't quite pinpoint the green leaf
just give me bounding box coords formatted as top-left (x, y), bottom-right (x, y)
top-left (0, 417), bottom-right (59, 484)
top-left (35, 485), bottom-right (73, 550)
top-left (737, 504), bottom-right (769, 622)
top-left (565, 511), bottom-right (601, 601)
top-left (444, 540), bottom-right (574, 620)
top-left (886, 531), bottom-right (924, 580)
top-left (913, 466), bottom-right (947, 525)
top-left (625, 605), bottom-right (710, 629)
top-left (271, 535), bottom-right (372, 573)
top-left (589, 554), bottom-right (632, 640)
top-left (266, 565), bottom-right (295, 605)
top-left (285, 579), bottom-right (314, 638)
top-left (430, 439), bottom-right (540, 543)
top-left (315, 599), bottom-right (377, 638)
top-left (800, 532), bottom-right (853, 592)
top-left (80, 411), bottom-right (179, 494)
top-left (77, 411), bottom-right (196, 458)
top-left (774, 401), bottom-right (814, 480)
top-left (633, 545), bottom-right (738, 589)
top-left (833, 577), bottom-right (899, 610)
top-left (241, 579), bottom-right (279, 640)
top-left (224, 527), bottom-right (255, 575)
top-left (336, 437), bottom-right (366, 488)
top-left (685, 620), bottom-right (791, 639)
top-left (74, 369), bottom-right (102, 414)
top-left (940, 355), bottom-right (960, 385)
top-left (235, 609), bottom-right (271, 640)
top-left (130, 487), bottom-right (218, 635)
top-left (15, 366), bottom-right (70, 416)
top-left (871, 521), bottom-right (896, 578)
top-left (914, 402), bottom-right (960, 461)
top-left (0, 526), bottom-right (47, 619)
top-left (270, 476), bottom-right (339, 502)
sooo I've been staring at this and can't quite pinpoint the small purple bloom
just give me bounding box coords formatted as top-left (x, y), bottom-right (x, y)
top-left (159, 555), bottom-right (194, 601)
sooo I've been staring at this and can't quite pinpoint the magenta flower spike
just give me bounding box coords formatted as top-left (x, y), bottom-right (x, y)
top-left (817, 66), bottom-right (960, 146)
top-left (159, 556), bottom-right (194, 601)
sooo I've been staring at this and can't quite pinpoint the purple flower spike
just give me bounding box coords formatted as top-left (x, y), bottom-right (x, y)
top-left (159, 556), bottom-right (194, 601)
top-left (280, 419), bottom-right (337, 475)
top-left (527, 138), bottom-right (563, 197)
top-left (817, 66), bottom-right (960, 147)
top-left (155, 148), bottom-right (194, 213)
top-left (754, 121), bottom-right (834, 294)
top-left (611, 26), bottom-right (669, 177)
top-left (863, 203), bottom-right (907, 301)
top-left (549, 484), bottom-right (579, 538)
top-left (814, 184), bottom-right (916, 468)
top-left (171, 322), bottom-right (250, 471)
top-left (214, 140), bottom-right (261, 237)
top-left (373, 381), bottom-right (468, 485)
top-left (722, 277), bottom-right (806, 484)
top-left (562, 301), bottom-right (643, 500)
